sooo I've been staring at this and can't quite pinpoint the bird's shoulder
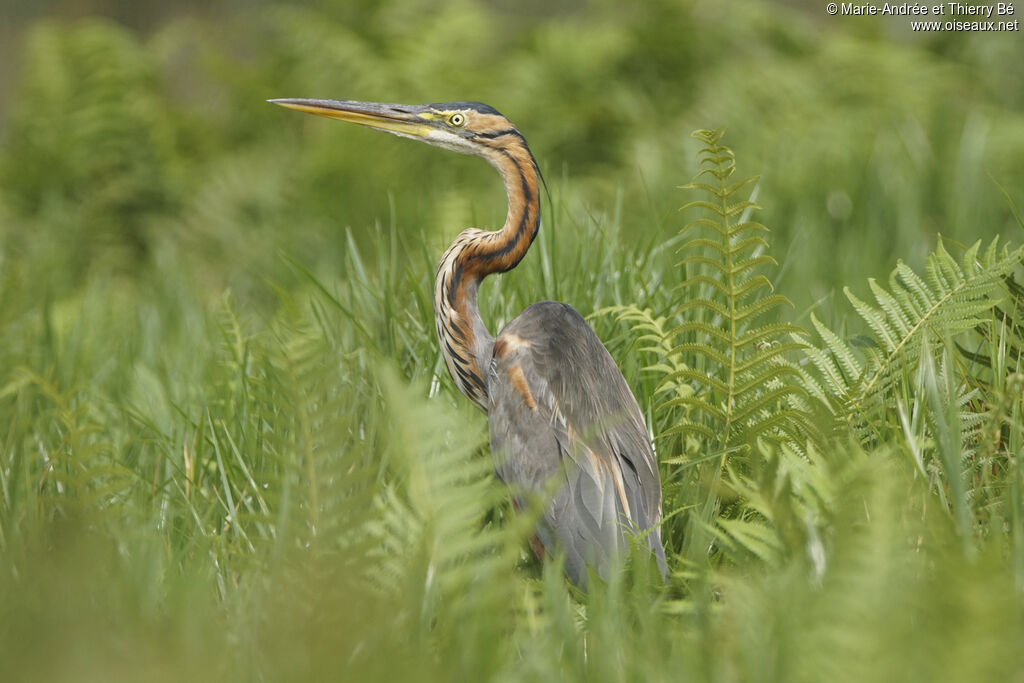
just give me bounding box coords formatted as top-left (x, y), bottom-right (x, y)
top-left (490, 300), bottom-right (639, 421)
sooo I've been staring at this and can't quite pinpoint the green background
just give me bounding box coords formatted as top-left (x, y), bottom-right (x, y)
top-left (1, 1), bottom-right (1022, 681)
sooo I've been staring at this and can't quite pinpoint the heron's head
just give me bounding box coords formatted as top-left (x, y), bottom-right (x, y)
top-left (269, 98), bottom-right (525, 159)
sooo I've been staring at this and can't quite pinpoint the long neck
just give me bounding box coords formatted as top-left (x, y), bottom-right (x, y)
top-left (434, 137), bottom-right (541, 411)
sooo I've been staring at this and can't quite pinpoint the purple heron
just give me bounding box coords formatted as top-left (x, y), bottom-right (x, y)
top-left (270, 98), bottom-right (667, 587)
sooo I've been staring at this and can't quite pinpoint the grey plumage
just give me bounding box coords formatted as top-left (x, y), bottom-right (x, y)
top-left (488, 301), bottom-right (667, 586)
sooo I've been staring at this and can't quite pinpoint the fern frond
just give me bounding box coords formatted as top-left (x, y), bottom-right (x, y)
top-left (592, 131), bottom-right (832, 567)
top-left (665, 129), bottom-right (823, 461)
top-left (366, 368), bottom-right (521, 623)
top-left (809, 237), bottom-right (1023, 431)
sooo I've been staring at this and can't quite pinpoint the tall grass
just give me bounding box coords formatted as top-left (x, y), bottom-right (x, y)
top-left (2, 142), bottom-right (1023, 681)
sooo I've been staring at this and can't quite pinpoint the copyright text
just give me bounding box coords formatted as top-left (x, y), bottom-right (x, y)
top-left (824, 2), bottom-right (1019, 30)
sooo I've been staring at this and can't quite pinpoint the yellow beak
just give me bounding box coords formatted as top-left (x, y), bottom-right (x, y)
top-left (268, 98), bottom-right (435, 137)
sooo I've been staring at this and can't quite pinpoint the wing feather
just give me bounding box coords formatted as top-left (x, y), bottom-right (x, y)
top-left (488, 301), bottom-right (667, 586)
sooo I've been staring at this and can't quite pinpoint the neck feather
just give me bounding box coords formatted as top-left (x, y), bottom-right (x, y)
top-left (434, 137), bottom-right (541, 411)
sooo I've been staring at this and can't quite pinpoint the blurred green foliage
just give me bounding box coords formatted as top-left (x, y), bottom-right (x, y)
top-left (1, 0), bottom-right (1023, 681)
top-left (2, 0), bottom-right (1022, 310)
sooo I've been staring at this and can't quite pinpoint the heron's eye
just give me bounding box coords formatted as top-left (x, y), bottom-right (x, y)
top-left (449, 113), bottom-right (466, 127)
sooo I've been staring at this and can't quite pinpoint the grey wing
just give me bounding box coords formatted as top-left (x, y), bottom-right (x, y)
top-left (487, 301), bottom-right (667, 587)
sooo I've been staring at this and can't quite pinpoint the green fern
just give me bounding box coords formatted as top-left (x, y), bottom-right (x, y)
top-left (665, 129), bottom-right (821, 461)
top-left (954, 258), bottom-right (1024, 385)
top-left (366, 369), bottom-right (522, 620)
top-left (607, 130), bottom-right (822, 463)
top-left (594, 304), bottom-right (695, 433)
top-left (803, 237), bottom-right (1023, 438)
top-left (603, 130), bottom-right (826, 567)
top-left (951, 236), bottom-right (1024, 537)
top-left (796, 236), bottom-right (1024, 539)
